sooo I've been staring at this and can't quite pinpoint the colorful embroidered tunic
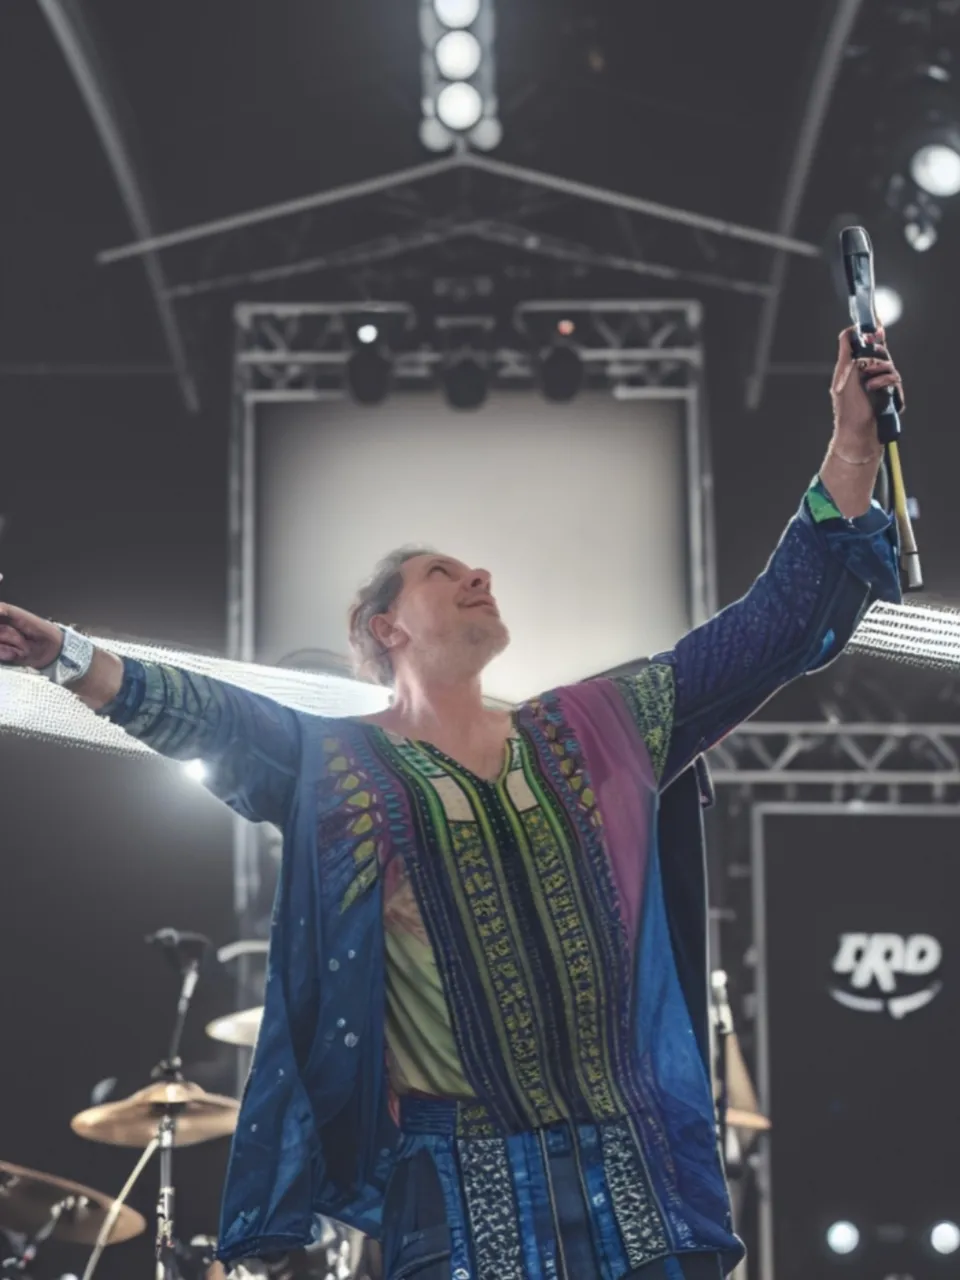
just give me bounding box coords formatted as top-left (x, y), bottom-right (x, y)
top-left (100, 480), bottom-right (900, 1279)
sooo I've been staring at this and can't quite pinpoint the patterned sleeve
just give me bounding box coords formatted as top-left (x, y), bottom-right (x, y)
top-left (611, 475), bottom-right (901, 789)
top-left (99, 658), bottom-right (302, 826)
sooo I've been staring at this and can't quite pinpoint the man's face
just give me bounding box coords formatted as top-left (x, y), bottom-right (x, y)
top-left (378, 553), bottom-right (510, 676)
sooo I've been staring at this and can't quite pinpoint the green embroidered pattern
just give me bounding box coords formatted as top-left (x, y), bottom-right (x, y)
top-left (806, 475), bottom-right (844, 524)
top-left (611, 662), bottom-right (675, 781)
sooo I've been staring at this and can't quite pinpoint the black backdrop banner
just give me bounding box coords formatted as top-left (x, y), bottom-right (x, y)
top-left (753, 806), bottom-right (960, 1280)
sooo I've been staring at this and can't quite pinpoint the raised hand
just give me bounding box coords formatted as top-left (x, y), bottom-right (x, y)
top-left (0, 599), bottom-right (63, 670)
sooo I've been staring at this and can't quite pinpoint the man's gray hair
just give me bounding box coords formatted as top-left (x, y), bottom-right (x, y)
top-left (347, 546), bottom-right (435, 686)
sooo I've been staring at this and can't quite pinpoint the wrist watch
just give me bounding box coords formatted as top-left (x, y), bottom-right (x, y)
top-left (36, 625), bottom-right (95, 687)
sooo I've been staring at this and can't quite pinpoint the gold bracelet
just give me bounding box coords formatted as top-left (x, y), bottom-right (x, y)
top-left (830, 445), bottom-right (883, 466)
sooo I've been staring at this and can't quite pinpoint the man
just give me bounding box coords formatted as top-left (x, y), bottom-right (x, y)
top-left (0, 330), bottom-right (903, 1279)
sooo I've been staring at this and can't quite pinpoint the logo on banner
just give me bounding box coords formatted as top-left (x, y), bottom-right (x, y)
top-left (829, 933), bottom-right (943, 1019)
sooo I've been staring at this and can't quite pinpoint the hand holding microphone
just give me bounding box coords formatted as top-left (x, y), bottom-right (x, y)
top-left (838, 226), bottom-right (922, 590)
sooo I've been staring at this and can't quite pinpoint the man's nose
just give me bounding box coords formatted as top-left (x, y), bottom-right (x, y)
top-left (469, 569), bottom-right (491, 591)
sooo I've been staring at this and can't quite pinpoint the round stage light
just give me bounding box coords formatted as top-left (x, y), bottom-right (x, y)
top-left (434, 0), bottom-right (480, 29)
top-left (904, 212), bottom-right (937, 252)
top-left (436, 81), bottom-right (483, 132)
top-left (356, 323), bottom-right (379, 345)
top-left (930, 1221), bottom-right (960, 1255)
top-left (436, 29), bottom-right (482, 80)
top-left (825, 1221), bottom-right (860, 1255)
top-left (910, 143), bottom-right (960, 197)
top-left (874, 285), bottom-right (903, 328)
top-left (182, 759), bottom-right (208, 783)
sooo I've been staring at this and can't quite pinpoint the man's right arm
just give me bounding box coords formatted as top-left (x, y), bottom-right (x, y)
top-left (0, 602), bottom-right (301, 827)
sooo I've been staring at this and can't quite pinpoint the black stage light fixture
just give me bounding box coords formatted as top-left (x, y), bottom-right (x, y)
top-left (537, 345), bottom-right (584, 403)
top-left (346, 346), bottom-right (392, 406)
top-left (441, 353), bottom-right (488, 410)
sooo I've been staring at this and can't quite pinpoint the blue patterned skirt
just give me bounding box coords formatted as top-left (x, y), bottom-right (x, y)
top-left (385, 1097), bottom-right (727, 1280)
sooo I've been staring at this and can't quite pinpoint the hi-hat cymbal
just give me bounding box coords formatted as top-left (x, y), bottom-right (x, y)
top-left (71, 1080), bottom-right (239, 1148)
top-left (0, 1160), bottom-right (146, 1245)
top-left (726, 1107), bottom-right (771, 1132)
top-left (206, 1006), bottom-right (263, 1048)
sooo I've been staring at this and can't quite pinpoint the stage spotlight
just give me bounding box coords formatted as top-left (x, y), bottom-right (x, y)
top-left (930, 1221), bottom-right (960, 1255)
top-left (346, 347), bottom-right (392, 405)
top-left (437, 81), bottom-right (484, 132)
top-left (182, 759), bottom-right (208, 783)
top-left (904, 205), bottom-right (938, 252)
top-left (910, 142), bottom-right (960, 198)
top-left (441, 354), bottom-right (488, 410)
top-left (436, 29), bottom-right (483, 80)
top-left (434, 0), bottom-right (480, 28)
top-left (874, 285), bottom-right (903, 328)
top-left (538, 345), bottom-right (584, 403)
top-left (825, 1222), bottom-right (860, 1256)
top-left (356, 323), bottom-right (379, 345)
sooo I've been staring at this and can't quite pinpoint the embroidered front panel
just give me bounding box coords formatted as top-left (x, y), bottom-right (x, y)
top-left (457, 1137), bottom-right (527, 1280)
top-left (368, 711), bottom-right (644, 1135)
top-left (600, 1119), bottom-right (670, 1268)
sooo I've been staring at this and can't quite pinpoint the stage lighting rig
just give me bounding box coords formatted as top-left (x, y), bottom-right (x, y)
top-left (419, 0), bottom-right (501, 153)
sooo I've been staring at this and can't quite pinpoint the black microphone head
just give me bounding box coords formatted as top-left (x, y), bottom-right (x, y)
top-left (840, 225), bottom-right (872, 259)
top-left (839, 225), bottom-right (877, 331)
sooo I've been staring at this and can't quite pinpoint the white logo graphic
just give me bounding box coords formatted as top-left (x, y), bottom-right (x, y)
top-left (829, 933), bottom-right (943, 1019)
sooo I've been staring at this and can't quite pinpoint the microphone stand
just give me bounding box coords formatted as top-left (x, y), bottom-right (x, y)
top-left (152, 956), bottom-right (203, 1280)
top-left (711, 970), bottom-right (733, 1174)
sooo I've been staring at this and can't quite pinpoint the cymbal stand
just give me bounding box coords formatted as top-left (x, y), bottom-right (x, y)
top-left (0, 1200), bottom-right (63, 1277)
top-left (82, 941), bottom-right (205, 1280)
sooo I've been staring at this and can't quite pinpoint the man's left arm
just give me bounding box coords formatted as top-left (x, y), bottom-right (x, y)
top-left (611, 326), bottom-right (904, 788)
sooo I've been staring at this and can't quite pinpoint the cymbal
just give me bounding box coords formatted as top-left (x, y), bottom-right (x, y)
top-left (0, 1160), bottom-right (146, 1246)
top-left (206, 1006), bottom-right (263, 1048)
top-left (726, 1107), bottom-right (771, 1132)
top-left (71, 1080), bottom-right (239, 1148)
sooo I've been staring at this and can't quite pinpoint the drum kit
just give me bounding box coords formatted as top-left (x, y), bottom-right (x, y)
top-left (0, 933), bottom-right (364, 1280)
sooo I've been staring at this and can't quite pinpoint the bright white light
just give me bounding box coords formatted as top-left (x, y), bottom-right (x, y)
top-left (826, 1221), bottom-right (860, 1255)
top-left (904, 217), bottom-right (937, 252)
top-left (874, 285), bottom-right (903, 327)
top-left (356, 324), bottom-right (379, 345)
top-left (931, 1221), bottom-right (960, 1254)
top-left (434, 0), bottom-right (480, 29)
top-left (436, 81), bottom-right (483, 131)
top-left (182, 759), bottom-right (208, 783)
top-left (910, 143), bottom-right (960, 197)
top-left (436, 29), bottom-right (482, 80)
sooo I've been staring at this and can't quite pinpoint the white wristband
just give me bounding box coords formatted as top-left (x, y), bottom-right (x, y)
top-left (37, 625), bottom-right (95, 687)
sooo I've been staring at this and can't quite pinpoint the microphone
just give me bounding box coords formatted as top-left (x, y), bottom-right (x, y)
top-left (146, 929), bottom-right (212, 980)
top-left (839, 225), bottom-right (922, 591)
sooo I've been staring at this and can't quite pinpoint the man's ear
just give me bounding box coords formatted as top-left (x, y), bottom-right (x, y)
top-left (370, 614), bottom-right (398, 650)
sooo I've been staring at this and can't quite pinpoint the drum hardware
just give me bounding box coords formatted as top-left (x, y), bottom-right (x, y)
top-left (205, 1006), bottom-right (263, 1050)
top-left (0, 1160), bottom-right (146, 1278)
top-left (68, 927), bottom-right (236, 1280)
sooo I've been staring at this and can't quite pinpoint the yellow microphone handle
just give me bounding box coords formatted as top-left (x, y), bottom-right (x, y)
top-left (885, 441), bottom-right (923, 591)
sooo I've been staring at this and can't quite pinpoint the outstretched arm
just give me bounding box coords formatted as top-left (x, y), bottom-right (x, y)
top-left (0, 606), bottom-right (301, 827)
top-left (609, 326), bottom-right (904, 788)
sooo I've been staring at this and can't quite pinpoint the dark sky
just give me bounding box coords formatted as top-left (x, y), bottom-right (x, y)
top-left (3, 2), bottom-right (960, 1276)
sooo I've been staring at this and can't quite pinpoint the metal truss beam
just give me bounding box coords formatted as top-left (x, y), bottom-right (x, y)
top-left (711, 720), bottom-right (960, 801)
top-left (97, 155), bottom-right (820, 267)
top-left (233, 298), bottom-right (702, 400)
top-left (38, 0), bottom-right (199, 413)
top-left (743, 0), bottom-right (863, 411)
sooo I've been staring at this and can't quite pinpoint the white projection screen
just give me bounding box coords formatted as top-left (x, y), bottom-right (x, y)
top-left (246, 390), bottom-right (709, 706)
